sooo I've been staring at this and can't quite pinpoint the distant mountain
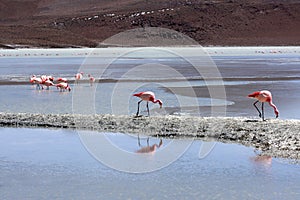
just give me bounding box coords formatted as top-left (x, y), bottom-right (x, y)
top-left (0, 0), bottom-right (299, 47)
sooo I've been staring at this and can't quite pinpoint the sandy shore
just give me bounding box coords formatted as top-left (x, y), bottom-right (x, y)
top-left (1, 112), bottom-right (299, 160)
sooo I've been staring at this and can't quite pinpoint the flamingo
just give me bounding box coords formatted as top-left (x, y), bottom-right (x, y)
top-left (41, 75), bottom-right (54, 82)
top-left (42, 79), bottom-right (55, 90)
top-left (136, 135), bottom-right (163, 154)
top-left (29, 75), bottom-right (36, 83)
top-left (248, 90), bottom-right (279, 121)
top-left (75, 72), bottom-right (83, 84)
top-left (56, 82), bottom-right (71, 92)
top-left (88, 74), bottom-right (95, 86)
top-left (133, 91), bottom-right (163, 117)
top-left (30, 75), bottom-right (43, 90)
top-left (56, 77), bottom-right (68, 83)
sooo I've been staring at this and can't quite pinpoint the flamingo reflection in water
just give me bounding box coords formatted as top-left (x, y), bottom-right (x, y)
top-left (136, 135), bottom-right (163, 154)
top-left (250, 150), bottom-right (272, 169)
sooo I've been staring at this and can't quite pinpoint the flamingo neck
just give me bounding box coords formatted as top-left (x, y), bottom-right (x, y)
top-left (269, 101), bottom-right (279, 116)
top-left (152, 99), bottom-right (162, 107)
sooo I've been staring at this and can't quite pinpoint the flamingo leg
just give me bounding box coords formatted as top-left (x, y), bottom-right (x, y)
top-left (253, 100), bottom-right (261, 118)
top-left (146, 101), bottom-right (150, 117)
top-left (136, 100), bottom-right (143, 116)
top-left (138, 134), bottom-right (141, 147)
top-left (147, 137), bottom-right (149, 146)
top-left (261, 102), bottom-right (265, 121)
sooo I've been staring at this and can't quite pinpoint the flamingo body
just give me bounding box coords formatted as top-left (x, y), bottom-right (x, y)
top-left (41, 75), bottom-right (54, 82)
top-left (133, 91), bottom-right (162, 116)
top-left (75, 72), bottom-right (83, 83)
top-left (42, 79), bottom-right (55, 90)
top-left (248, 90), bottom-right (279, 120)
top-left (56, 77), bottom-right (68, 83)
top-left (88, 74), bottom-right (95, 86)
top-left (56, 82), bottom-right (71, 92)
top-left (30, 76), bottom-right (43, 90)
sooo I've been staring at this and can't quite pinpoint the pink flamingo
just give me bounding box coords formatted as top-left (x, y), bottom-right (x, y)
top-left (88, 74), bottom-right (95, 86)
top-left (248, 90), bottom-right (279, 121)
top-left (56, 82), bottom-right (71, 92)
top-left (136, 135), bottom-right (163, 154)
top-left (30, 75), bottom-right (43, 90)
top-left (56, 77), bottom-right (68, 83)
top-left (75, 72), bottom-right (83, 84)
top-left (133, 91), bottom-right (163, 117)
top-left (41, 75), bottom-right (54, 82)
top-left (42, 79), bottom-right (55, 90)
top-left (29, 75), bottom-right (36, 83)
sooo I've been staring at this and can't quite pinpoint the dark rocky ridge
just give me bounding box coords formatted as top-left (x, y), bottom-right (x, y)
top-left (0, 0), bottom-right (300, 48)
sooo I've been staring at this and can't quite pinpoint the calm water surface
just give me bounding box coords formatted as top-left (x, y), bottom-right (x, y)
top-left (0, 127), bottom-right (300, 199)
top-left (0, 51), bottom-right (300, 199)
top-left (0, 53), bottom-right (299, 119)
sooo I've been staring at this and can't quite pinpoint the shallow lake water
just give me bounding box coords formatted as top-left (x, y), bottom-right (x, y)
top-left (1, 52), bottom-right (300, 119)
top-left (0, 127), bottom-right (299, 199)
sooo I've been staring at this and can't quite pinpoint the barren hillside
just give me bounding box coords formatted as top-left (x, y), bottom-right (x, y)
top-left (0, 0), bottom-right (299, 48)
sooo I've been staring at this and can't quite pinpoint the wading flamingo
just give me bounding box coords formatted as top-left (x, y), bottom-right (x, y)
top-left (133, 91), bottom-right (162, 117)
top-left (56, 82), bottom-right (71, 92)
top-left (88, 74), bottom-right (95, 86)
top-left (136, 135), bottom-right (163, 154)
top-left (30, 75), bottom-right (43, 90)
top-left (56, 77), bottom-right (68, 83)
top-left (75, 72), bottom-right (83, 84)
top-left (248, 90), bottom-right (279, 121)
top-left (42, 79), bottom-right (55, 90)
top-left (29, 75), bottom-right (36, 83)
top-left (41, 75), bottom-right (54, 82)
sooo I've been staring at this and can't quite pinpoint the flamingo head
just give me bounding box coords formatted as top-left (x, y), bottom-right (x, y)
top-left (67, 87), bottom-right (71, 92)
top-left (133, 92), bottom-right (142, 97)
top-left (157, 100), bottom-right (163, 108)
top-left (247, 91), bottom-right (260, 99)
top-left (275, 110), bottom-right (279, 118)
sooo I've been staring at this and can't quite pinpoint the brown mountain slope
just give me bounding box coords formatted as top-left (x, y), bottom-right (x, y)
top-left (0, 0), bottom-right (299, 48)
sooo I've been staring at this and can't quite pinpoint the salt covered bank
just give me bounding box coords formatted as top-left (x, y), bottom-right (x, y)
top-left (0, 112), bottom-right (299, 160)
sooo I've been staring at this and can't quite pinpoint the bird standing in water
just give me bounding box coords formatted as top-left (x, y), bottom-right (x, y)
top-left (75, 72), bottom-right (83, 84)
top-left (56, 82), bottom-right (71, 92)
top-left (133, 91), bottom-right (162, 117)
top-left (248, 90), bottom-right (279, 121)
top-left (88, 74), bottom-right (95, 86)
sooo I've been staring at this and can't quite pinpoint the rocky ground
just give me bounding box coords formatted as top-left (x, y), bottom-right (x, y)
top-left (1, 112), bottom-right (299, 161)
top-left (0, 0), bottom-right (300, 48)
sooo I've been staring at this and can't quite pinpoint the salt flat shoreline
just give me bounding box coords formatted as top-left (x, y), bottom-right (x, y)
top-left (0, 46), bottom-right (300, 58)
top-left (1, 112), bottom-right (299, 161)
